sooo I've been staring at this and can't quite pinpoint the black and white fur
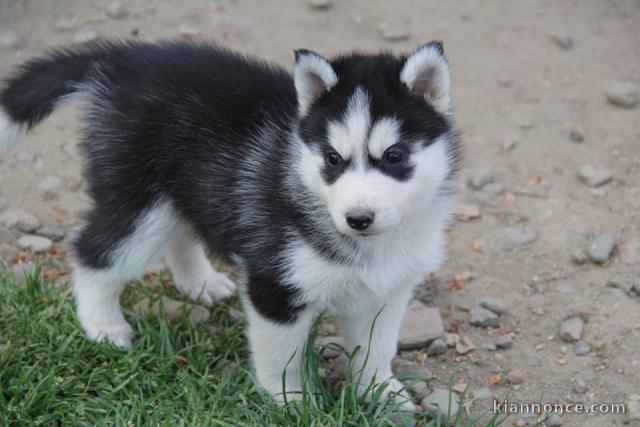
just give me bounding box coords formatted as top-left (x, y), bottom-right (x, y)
top-left (0, 40), bottom-right (459, 409)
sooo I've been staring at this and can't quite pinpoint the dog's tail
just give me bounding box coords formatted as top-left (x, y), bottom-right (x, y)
top-left (0, 42), bottom-right (111, 152)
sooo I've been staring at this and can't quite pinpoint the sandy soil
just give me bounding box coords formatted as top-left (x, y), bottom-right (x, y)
top-left (0, 1), bottom-right (639, 426)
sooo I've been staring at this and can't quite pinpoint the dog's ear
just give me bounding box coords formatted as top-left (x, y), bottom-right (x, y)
top-left (293, 49), bottom-right (338, 116)
top-left (400, 41), bottom-right (451, 115)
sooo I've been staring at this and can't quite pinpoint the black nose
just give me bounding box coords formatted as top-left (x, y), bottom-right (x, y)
top-left (346, 210), bottom-right (374, 231)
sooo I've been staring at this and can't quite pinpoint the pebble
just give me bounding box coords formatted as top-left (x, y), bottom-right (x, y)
top-left (506, 369), bottom-right (525, 385)
top-left (472, 387), bottom-right (493, 401)
top-left (455, 203), bottom-right (481, 221)
top-left (479, 297), bottom-right (508, 315)
top-left (398, 300), bottom-right (444, 349)
top-left (578, 164), bottom-right (613, 187)
top-left (494, 335), bottom-right (513, 349)
top-left (392, 357), bottom-right (432, 379)
top-left (73, 28), bottom-right (98, 43)
top-left (619, 241), bottom-right (639, 265)
top-left (55, 18), bottom-right (77, 32)
top-left (468, 166), bottom-right (495, 190)
top-left (12, 261), bottom-right (37, 281)
top-left (427, 338), bottom-right (448, 356)
top-left (469, 305), bottom-right (499, 327)
top-left (306, 0), bottom-right (333, 9)
top-left (567, 230), bottom-right (588, 264)
top-left (573, 378), bottom-right (588, 394)
top-left (421, 389), bottom-right (460, 421)
top-left (0, 30), bottom-right (21, 49)
top-left (104, 1), bottom-right (129, 19)
top-left (546, 413), bottom-right (564, 426)
top-left (134, 297), bottom-right (210, 323)
top-left (0, 208), bottom-right (40, 232)
top-left (177, 24), bottom-right (201, 38)
top-left (626, 394), bottom-right (640, 420)
top-left (17, 235), bottom-right (53, 253)
top-left (588, 231), bottom-right (616, 264)
top-left (316, 335), bottom-right (345, 359)
top-left (569, 129), bottom-right (584, 143)
top-left (37, 175), bottom-right (65, 200)
top-left (228, 307), bottom-right (245, 323)
top-left (550, 33), bottom-right (573, 49)
top-left (559, 316), bottom-right (584, 342)
top-left (36, 224), bottom-right (66, 242)
top-left (503, 227), bottom-right (537, 247)
top-left (381, 27), bottom-right (410, 42)
top-left (574, 340), bottom-right (591, 356)
top-left (480, 182), bottom-right (504, 195)
top-left (606, 81), bottom-right (638, 108)
top-left (387, 413), bottom-right (416, 427)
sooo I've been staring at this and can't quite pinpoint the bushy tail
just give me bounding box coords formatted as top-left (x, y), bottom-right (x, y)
top-left (0, 43), bottom-right (107, 151)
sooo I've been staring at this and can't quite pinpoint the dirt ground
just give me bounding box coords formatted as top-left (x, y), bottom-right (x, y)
top-left (0, 1), bottom-right (639, 426)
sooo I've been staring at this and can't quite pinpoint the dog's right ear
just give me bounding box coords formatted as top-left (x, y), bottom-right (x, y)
top-left (293, 49), bottom-right (338, 116)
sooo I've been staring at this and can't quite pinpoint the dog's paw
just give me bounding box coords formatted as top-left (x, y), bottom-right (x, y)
top-left (179, 271), bottom-right (237, 306)
top-left (80, 316), bottom-right (134, 349)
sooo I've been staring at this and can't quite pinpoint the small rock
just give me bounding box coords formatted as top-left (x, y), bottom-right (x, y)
top-left (619, 241), bottom-right (639, 265)
top-left (444, 333), bottom-right (460, 347)
top-left (17, 235), bottom-right (53, 253)
top-left (479, 182), bottom-right (504, 195)
top-left (560, 316), bottom-right (584, 342)
top-left (388, 413), bottom-right (417, 427)
top-left (455, 203), bottom-right (481, 221)
top-left (573, 378), bottom-right (588, 394)
top-left (398, 300), bottom-right (444, 349)
top-left (506, 369), bottom-right (525, 385)
top-left (495, 335), bottom-right (513, 349)
top-left (578, 164), bottom-right (613, 187)
top-left (574, 340), bottom-right (591, 356)
top-left (626, 394), bottom-right (640, 420)
top-left (588, 231), bottom-right (616, 264)
top-left (104, 1), bottom-right (129, 19)
top-left (427, 338), bottom-right (448, 356)
top-left (392, 357), bottom-right (432, 379)
top-left (421, 389), bottom-right (460, 421)
top-left (479, 297), bottom-right (508, 315)
top-left (316, 335), bottom-right (345, 359)
top-left (546, 413), bottom-right (564, 426)
top-left (37, 175), bottom-right (65, 200)
top-left (503, 227), bottom-right (537, 247)
top-left (54, 18), bottom-right (77, 32)
top-left (177, 23), bottom-right (201, 38)
top-left (134, 297), bottom-right (209, 323)
top-left (36, 224), bottom-right (66, 242)
top-left (12, 262), bottom-right (37, 281)
top-left (468, 166), bottom-right (495, 190)
top-left (606, 81), bottom-right (638, 108)
top-left (569, 129), bottom-right (584, 143)
top-left (0, 208), bottom-right (40, 232)
top-left (73, 28), bottom-right (98, 43)
top-left (381, 27), bottom-right (410, 42)
top-left (228, 307), bottom-right (245, 323)
top-left (306, 0), bottom-right (333, 9)
top-left (0, 30), bottom-right (21, 49)
top-left (567, 230), bottom-right (588, 264)
top-left (469, 306), bottom-right (499, 327)
top-left (550, 33), bottom-right (573, 49)
top-left (472, 387), bottom-right (493, 401)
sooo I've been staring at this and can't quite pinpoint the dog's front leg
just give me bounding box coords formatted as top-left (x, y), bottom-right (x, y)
top-left (336, 286), bottom-right (415, 412)
top-left (244, 298), bottom-right (315, 403)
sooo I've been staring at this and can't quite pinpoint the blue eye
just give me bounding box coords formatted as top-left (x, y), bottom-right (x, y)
top-left (383, 148), bottom-right (405, 165)
top-left (325, 150), bottom-right (343, 166)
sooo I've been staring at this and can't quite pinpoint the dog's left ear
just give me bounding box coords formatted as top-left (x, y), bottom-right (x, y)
top-left (293, 49), bottom-right (338, 116)
top-left (400, 41), bottom-right (451, 115)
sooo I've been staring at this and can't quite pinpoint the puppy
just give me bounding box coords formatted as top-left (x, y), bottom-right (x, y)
top-left (0, 40), bottom-right (459, 409)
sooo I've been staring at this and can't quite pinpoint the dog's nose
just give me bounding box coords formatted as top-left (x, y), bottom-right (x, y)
top-left (346, 210), bottom-right (374, 231)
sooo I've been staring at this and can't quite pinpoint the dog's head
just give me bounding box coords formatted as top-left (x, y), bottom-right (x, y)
top-left (293, 42), bottom-right (458, 238)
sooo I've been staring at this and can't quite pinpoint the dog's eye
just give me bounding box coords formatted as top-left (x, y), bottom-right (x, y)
top-left (383, 148), bottom-right (405, 165)
top-left (325, 149), bottom-right (343, 167)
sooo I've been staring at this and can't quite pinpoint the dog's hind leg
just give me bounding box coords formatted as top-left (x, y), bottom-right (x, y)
top-left (72, 201), bottom-right (179, 349)
top-left (164, 224), bottom-right (236, 306)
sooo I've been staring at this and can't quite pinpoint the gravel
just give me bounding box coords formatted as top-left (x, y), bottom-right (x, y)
top-left (104, 1), bottom-right (129, 19)
top-left (546, 413), bottom-right (564, 426)
top-left (573, 378), bottom-right (588, 394)
top-left (626, 395), bottom-right (640, 421)
top-left (502, 227), bottom-right (537, 247)
top-left (421, 389), bottom-right (460, 421)
top-left (468, 166), bottom-right (495, 190)
top-left (37, 175), bottom-right (65, 200)
top-left (494, 335), bottom-right (513, 349)
top-left (73, 28), bottom-right (98, 43)
top-left (0, 208), bottom-right (40, 232)
top-left (0, 30), bottom-right (21, 49)
top-left (427, 338), bottom-right (448, 356)
top-left (606, 80), bottom-right (638, 108)
top-left (17, 235), bottom-right (53, 253)
top-left (569, 129), bottom-right (584, 142)
top-left (36, 224), bottom-right (66, 242)
top-left (134, 297), bottom-right (210, 323)
top-left (578, 164), bottom-right (613, 187)
top-left (472, 387), bottom-right (493, 401)
top-left (573, 340), bottom-right (591, 356)
top-left (380, 27), bottom-right (410, 42)
top-left (567, 230), bottom-right (588, 264)
top-left (479, 297), bottom-right (508, 315)
top-left (550, 33), bottom-right (573, 49)
top-left (469, 305), bottom-right (499, 327)
top-left (306, 0), bottom-right (333, 9)
top-left (560, 316), bottom-right (584, 342)
top-left (506, 369), bottom-right (525, 385)
top-left (392, 357), bottom-right (432, 379)
top-left (12, 261), bottom-right (37, 282)
top-left (398, 300), bottom-right (444, 349)
top-left (589, 231), bottom-right (616, 264)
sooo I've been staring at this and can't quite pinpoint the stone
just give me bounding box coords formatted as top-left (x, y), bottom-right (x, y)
top-left (574, 340), bottom-right (591, 356)
top-left (578, 164), bottom-right (613, 187)
top-left (560, 316), bottom-right (583, 342)
top-left (227, 307), bottom-right (245, 323)
top-left (427, 338), bottom-right (448, 356)
top-left (480, 182), bottom-right (504, 195)
top-left (550, 33), bottom-right (573, 49)
top-left (17, 235), bottom-right (53, 253)
top-left (316, 335), bottom-right (345, 359)
top-left (37, 175), bottom-right (65, 199)
top-left (421, 389), bottom-right (460, 421)
top-left (0, 208), bottom-right (40, 232)
top-left (546, 413), bottom-right (564, 426)
top-left (606, 81), bottom-right (638, 108)
top-left (626, 395), bottom-right (640, 420)
top-left (306, 0), bottom-right (333, 9)
top-left (0, 30), bottom-right (21, 49)
top-left (619, 241), bottom-right (639, 265)
top-left (494, 335), bottom-right (513, 349)
top-left (588, 231), bottom-right (616, 264)
top-left (569, 129), bottom-right (584, 143)
top-left (502, 227), bottom-right (537, 247)
top-left (573, 378), bottom-right (588, 394)
top-left (388, 413), bottom-right (416, 427)
top-left (381, 27), bottom-right (410, 42)
top-left (104, 1), bottom-right (129, 19)
top-left (479, 297), bottom-right (508, 315)
top-left (177, 24), bottom-right (201, 38)
top-left (55, 18), bottom-right (77, 32)
top-left (455, 203), bottom-right (481, 221)
top-left (134, 297), bottom-right (210, 323)
top-left (12, 262), bottom-right (37, 281)
top-left (36, 224), bottom-right (66, 242)
top-left (472, 387), bottom-right (493, 401)
top-left (73, 28), bottom-right (98, 43)
top-left (506, 369), bottom-right (525, 385)
top-left (469, 306), bottom-right (499, 327)
top-left (392, 357), bottom-right (432, 379)
top-left (567, 230), bottom-right (588, 264)
top-left (398, 300), bottom-right (444, 349)
top-left (468, 166), bottom-right (495, 190)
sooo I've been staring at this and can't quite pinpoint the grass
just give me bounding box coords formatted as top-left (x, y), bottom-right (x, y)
top-left (0, 267), bottom-right (505, 426)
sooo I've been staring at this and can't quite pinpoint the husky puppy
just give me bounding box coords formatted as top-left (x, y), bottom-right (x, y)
top-left (0, 40), bottom-right (459, 409)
